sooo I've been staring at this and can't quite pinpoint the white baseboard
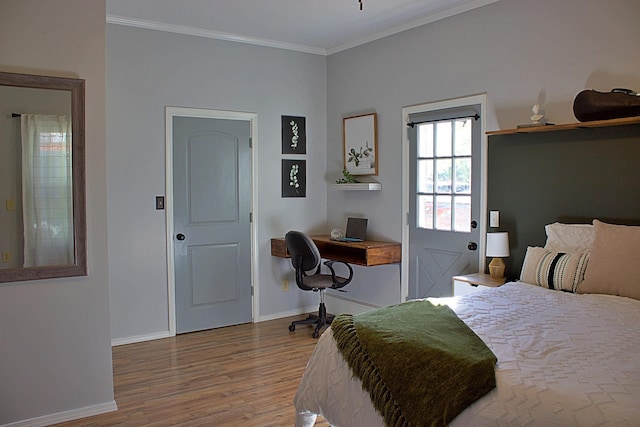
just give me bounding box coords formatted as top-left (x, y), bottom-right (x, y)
top-left (325, 293), bottom-right (380, 315)
top-left (3, 400), bottom-right (117, 427)
top-left (111, 330), bottom-right (172, 347)
top-left (111, 297), bottom-right (379, 345)
top-left (110, 309), bottom-right (319, 345)
top-left (258, 305), bottom-right (318, 322)
top-left (257, 296), bottom-right (379, 323)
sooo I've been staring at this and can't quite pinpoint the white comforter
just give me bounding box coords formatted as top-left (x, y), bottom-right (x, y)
top-left (294, 282), bottom-right (640, 426)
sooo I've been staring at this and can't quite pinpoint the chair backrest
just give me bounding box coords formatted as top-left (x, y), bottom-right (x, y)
top-left (285, 231), bottom-right (321, 274)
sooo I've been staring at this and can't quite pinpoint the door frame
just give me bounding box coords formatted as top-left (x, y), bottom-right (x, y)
top-left (165, 107), bottom-right (259, 336)
top-left (401, 94), bottom-right (488, 302)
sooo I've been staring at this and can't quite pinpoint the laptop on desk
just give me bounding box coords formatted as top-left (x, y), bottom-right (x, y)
top-left (336, 217), bottom-right (368, 242)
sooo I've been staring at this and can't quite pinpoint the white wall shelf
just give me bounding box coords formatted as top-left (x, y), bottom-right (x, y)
top-left (331, 182), bottom-right (381, 191)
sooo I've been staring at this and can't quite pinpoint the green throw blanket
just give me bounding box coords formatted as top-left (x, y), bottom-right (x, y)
top-left (331, 300), bottom-right (497, 427)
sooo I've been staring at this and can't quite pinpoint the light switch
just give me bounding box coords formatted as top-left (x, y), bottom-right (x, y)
top-left (490, 211), bottom-right (500, 228)
top-left (6, 199), bottom-right (16, 211)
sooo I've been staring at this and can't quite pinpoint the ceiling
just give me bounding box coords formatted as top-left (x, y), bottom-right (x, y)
top-left (106, 0), bottom-right (500, 55)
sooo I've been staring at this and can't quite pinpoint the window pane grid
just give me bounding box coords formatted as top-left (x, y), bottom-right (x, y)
top-left (416, 117), bottom-right (473, 233)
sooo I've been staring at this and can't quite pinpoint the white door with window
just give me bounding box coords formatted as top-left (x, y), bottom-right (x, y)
top-left (407, 101), bottom-right (483, 299)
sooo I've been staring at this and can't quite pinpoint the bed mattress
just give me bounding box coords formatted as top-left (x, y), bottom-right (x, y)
top-left (294, 282), bottom-right (640, 426)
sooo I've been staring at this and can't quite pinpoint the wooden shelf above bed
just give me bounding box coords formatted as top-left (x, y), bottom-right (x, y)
top-left (487, 116), bottom-right (640, 136)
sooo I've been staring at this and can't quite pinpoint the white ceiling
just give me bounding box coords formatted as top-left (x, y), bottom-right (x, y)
top-left (106, 0), bottom-right (500, 55)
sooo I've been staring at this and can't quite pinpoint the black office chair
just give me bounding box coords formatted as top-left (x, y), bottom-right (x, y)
top-left (285, 231), bottom-right (353, 338)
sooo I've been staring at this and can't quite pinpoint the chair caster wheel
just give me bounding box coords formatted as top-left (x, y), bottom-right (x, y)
top-left (289, 324), bottom-right (295, 332)
top-left (312, 331), bottom-right (319, 338)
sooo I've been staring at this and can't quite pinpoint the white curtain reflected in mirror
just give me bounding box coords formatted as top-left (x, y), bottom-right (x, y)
top-left (21, 114), bottom-right (74, 266)
top-left (0, 71), bottom-right (86, 283)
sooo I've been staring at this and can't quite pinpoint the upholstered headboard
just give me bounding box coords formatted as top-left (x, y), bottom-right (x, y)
top-left (487, 123), bottom-right (640, 280)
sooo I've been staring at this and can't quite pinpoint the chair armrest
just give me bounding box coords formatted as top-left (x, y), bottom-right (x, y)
top-left (323, 260), bottom-right (353, 289)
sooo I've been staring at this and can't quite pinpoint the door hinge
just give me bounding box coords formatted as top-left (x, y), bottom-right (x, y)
top-left (249, 212), bottom-right (253, 223)
top-left (249, 137), bottom-right (253, 148)
top-left (251, 286), bottom-right (254, 296)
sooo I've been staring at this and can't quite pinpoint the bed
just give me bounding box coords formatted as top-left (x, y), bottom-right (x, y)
top-left (294, 220), bottom-right (640, 426)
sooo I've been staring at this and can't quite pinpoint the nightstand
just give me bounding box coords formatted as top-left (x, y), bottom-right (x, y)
top-left (452, 272), bottom-right (506, 297)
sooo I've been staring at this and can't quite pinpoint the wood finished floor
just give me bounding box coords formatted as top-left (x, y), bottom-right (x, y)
top-left (54, 316), bottom-right (330, 426)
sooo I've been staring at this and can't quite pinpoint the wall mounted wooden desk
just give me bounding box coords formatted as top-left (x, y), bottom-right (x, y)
top-left (270, 235), bottom-right (401, 267)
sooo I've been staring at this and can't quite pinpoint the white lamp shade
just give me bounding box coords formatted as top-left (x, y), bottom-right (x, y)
top-left (486, 232), bottom-right (509, 257)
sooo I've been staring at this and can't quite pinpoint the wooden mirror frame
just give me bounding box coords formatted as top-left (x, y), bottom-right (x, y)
top-left (0, 71), bottom-right (87, 283)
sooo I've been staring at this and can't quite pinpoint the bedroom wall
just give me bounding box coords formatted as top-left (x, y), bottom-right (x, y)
top-left (106, 25), bottom-right (328, 341)
top-left (325, 0), bottom-right (640, 307)
top-left (488, 124), bottom-right (640, 279)
top-left (0, 1), bottom-right (115, 425)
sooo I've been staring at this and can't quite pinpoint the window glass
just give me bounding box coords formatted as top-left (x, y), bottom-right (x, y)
top-left (435, 122), bottom-right (452, 157)
top-left (454, 119), bottom-right (472, 156)
top-left (435, 195), bottom-right (452, 231)
top-left (417, 159), bottom-right (433, 193)
top-left (417, 123), bottom-right (433, 158)
top-left (417, 195), bottom-right (433, 229)
top-left (416, 117), bottom-right (473, 232)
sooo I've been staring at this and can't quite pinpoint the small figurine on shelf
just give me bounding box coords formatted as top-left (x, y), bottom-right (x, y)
top-left (517, 104), bottom-right (553, 128)
top-left (530, 104), bottom-right (546, 125)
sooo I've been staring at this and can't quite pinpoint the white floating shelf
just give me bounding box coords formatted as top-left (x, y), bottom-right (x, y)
top-left (331, 182), bottom-right (381, 191)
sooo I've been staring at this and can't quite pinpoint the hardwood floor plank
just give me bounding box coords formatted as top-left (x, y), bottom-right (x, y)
top-left (53, 316), bottom-right (330, 426)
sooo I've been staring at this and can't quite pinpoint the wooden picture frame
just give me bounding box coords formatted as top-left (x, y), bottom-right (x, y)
top-left (343, 113), bottom-right (377, 175)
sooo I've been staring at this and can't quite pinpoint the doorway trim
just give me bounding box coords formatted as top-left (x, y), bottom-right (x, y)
top-left (165, 107), bottom-right (259, 336)
top-left (401, 94), bottom-right (487, 302)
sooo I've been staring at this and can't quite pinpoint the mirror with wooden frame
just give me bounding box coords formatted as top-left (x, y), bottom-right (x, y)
top-left (0, 71), bottom-right (86, 283)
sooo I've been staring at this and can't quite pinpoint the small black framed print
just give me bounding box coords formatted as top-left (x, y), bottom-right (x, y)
top-left (282, 115), bottom-right (306, 154)
top-left (282, 159), bottom-right (306, 197)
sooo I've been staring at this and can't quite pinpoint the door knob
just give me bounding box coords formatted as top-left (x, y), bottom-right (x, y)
top-left (176, 233), bottom-right (185, 241)
top-left (468, 242), bottom-right (478, 251)
top-left (470, 220), bottom-right (478, 229)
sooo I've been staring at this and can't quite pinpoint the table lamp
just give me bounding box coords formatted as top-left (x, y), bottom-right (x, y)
top-left (486, 232), bottom-right (509, 280)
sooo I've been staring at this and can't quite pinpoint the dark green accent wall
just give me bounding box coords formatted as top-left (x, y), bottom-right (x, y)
top-left (487, 124), bottom-right (640, 280)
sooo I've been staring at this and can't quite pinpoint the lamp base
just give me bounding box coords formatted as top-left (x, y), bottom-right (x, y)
top-left (488, 257), bottom-right (505, 280)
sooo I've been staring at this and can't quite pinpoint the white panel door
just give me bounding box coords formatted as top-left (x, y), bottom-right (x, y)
top-left (173, 116), bottom-right (252, 333)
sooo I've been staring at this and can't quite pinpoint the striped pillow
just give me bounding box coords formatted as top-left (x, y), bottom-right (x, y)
top-left (520, 246), bottom-right (590, 292)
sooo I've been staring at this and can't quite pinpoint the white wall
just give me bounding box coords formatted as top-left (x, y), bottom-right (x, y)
top-left (325, 0), bottom-right (640, 306)
top-left (0, 1), bottom-right (115, 425)
top-left (106, 25), bottom-right (328, 341)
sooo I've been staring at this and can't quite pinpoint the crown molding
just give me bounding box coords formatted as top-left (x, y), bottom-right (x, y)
top-left (327, 0), bottom-right (501, 54)
top-left (108, 0), bottom-right (500, 57)
top-left (106, 15), bottom-right (328, 56)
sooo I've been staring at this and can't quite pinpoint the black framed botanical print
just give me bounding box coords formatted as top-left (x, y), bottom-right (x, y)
top-left (282, 115), bottom-right (306, 154)
top-left (282, 159), bottom-right (306, 197)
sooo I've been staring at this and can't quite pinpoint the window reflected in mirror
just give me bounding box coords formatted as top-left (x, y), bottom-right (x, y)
top-left (0, 71), bottom-right (86, 283)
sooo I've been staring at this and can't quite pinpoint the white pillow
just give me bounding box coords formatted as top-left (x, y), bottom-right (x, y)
top-left (520, 246), bottom-right (590, 292)
top-left (544, 222), bottom-right (594, 253)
